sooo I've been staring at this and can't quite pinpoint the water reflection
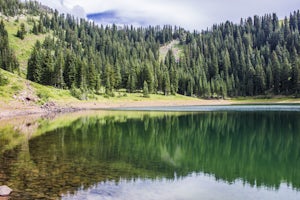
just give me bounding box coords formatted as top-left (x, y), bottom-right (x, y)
top-left (0, 110), bottom-right (300, 199)
top-left (62, 174), bottom-right (299, 200)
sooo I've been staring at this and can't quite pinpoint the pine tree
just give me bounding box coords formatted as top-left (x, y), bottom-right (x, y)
top-left (114, 61), bottom-right (122, 89)
top-left (0, 20), bottom-right (19, 72)
top-left (17, 23), bottom-right (26, 40)
top-left (27, 41), bottom-right (42, 82)
top-left (143, 81), bottom-right (149, 97)
top-left (77, 58), bottom-right (87, 89)
top-left (87, 60), bottom-right (97, 90)
top-left (254, 63), bottom-right (266, 95)
top-left (271, 51), bottom-right (281, 94)
top-left (170, 66), bottom-right (178, 95)
top-left (281, 58), bottom-right (291, 94)
top-left (41, 49), bottom-right (54, 85)
top-left (163, 71), bottom-right (171, 95)
top-left (187, 77), bottom-right (195, 96)
top-left (246, 59), bottom-right (255, 96)
top-left (221, 49), bottom-right (231, 80)
top-left (63, 51), bottom-right (77, 88)
top-left (265, 63), bottom-right (273, 90)
top-left (104, 63), bottom-right (114, 96)
top-left (95, 74), bottom-right (101, 93)
top-left (32, 21), bottom-right (39, 35)
top-left (291, 58), bottom-right (300, 94)
top-left (143, 63), bottom-right (154, 93)
top-left (53, 51), bottom-right (65, 88)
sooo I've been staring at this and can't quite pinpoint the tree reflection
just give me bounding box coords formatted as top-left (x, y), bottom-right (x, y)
top-left (1, 111), bottom-right (300, 199)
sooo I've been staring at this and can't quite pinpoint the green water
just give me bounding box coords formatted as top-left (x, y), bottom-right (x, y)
top-left (0, 109), bottom-right (300, 199)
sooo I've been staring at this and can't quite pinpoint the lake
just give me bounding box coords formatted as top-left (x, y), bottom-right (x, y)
top-left (0, 105), bottom-right (300, 199)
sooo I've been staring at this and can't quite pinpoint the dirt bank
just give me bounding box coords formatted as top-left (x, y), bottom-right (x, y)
top-left (1, 97), bottom-right (300, 120)
top-left (0, 98), bottom-right (233, 119)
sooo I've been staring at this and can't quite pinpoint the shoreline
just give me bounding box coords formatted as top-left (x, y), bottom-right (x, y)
top-left (1, 98), bottom-right (300, 120)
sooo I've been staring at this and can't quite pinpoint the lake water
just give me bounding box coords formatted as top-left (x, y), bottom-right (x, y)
top-left (0, 105), bottom-right (300, 199)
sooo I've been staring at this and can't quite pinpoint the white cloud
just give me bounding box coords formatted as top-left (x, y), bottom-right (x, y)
top-left (31, 0), bottom-right (86, 19)
top-left (31, 0), bottom-right (299, 30)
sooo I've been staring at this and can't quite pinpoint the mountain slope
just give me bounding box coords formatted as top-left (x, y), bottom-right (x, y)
top-left (1, 0), bottom-right (300, 102)
top-left (3, 16), bottom-right (49, 76)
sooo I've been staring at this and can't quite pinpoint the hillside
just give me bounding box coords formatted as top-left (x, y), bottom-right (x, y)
top-left (0, 0), bottom-right (300, 112)
top-left (3, 16), bottom-right (49, 76)
top-left (1, 68), bottom-right (222, 118)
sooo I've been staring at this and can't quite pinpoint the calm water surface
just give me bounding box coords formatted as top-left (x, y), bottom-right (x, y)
top-left (0, 105), bottom-right (300, 199)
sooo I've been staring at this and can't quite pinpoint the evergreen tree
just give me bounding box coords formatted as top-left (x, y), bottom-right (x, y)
top-left (53, 51), bottom-right (65, 88)
top-left (281, 58), bottom-right (291, 94)
top-left (27, 41), bottom-right (42, 82)
top-left (291, 58), bottom-right (300, 94)
top-left (163, 71), bottom-right (171, 95)
top-left (63, 51), bottom-right (77, 88)
top-left (143, 63), bottom-right (154, 93)
top-left (41, 49), bottom-right (54, 85)
top-left (17, 23), bottom-right (26, 40)
top-left (254, 63), bottom-right (266, 95)
top-left (0, 20), bottom-right (19, 72)
top-left (271, 52), bottom-right (281, 94)
top-left (32, 21), bottom-right (39, 35)
top-left (143, 81), bottom-right (150, 97)
top-left (87, 60), bottom-right (97, 90)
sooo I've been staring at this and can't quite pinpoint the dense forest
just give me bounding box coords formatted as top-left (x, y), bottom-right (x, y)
top-left (1, 0), bottom-right (300, 98)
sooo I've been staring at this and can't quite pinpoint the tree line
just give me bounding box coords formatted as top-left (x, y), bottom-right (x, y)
top-left (177, 13), bottom-right (300, 97)
top-left (1, 0), bottom-right (300, 98)
top-left (26, 9), bottom-right (181, 97)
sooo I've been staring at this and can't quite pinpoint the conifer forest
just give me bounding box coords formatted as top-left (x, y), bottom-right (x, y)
top-left (1, 0), bottom-right (300, 98)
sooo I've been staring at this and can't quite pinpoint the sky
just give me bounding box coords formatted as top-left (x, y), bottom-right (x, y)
top-left (34, 0), bottom-right (299, 30)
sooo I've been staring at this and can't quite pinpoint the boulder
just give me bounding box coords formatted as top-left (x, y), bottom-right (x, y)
top-left (0, 186), bottom-right (12, 196)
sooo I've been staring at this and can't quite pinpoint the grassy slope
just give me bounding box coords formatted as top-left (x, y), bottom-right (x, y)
top-left (1, 16), bottom-right (82, 104)
top-left (0, 68), bottom-right (24, 101)
top-left (159, 40), bottom-right (182, 61)
top-left (3, 16), bottom-right (49, 76)
top-left (0, 68), bottom-right (77, 102)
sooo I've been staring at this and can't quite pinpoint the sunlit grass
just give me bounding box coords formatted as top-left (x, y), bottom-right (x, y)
top-left (3, 16), bottom-right (48, 77)
top-left (31, 82), bottom-right (78, 104)
top-left (0, 68), bottom-right (25, 101)
top-left (231, 96), bottom-right (300, 104)
top-left (94, 92), bottom-right (196, 102)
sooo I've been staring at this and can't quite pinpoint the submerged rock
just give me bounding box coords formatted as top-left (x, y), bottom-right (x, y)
top-left (0, 185), bottom-right (12, 196)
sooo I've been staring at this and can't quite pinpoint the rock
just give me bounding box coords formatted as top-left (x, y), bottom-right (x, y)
top-left (0, 185), bottom-right (12, 196)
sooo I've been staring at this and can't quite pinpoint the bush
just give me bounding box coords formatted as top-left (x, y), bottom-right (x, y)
top-left (70, 85), bottom-right (88, 100)
top-left (70, 85), bottom-right (82, 99)
top-left (0, 72), bottom-right (8, 86)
